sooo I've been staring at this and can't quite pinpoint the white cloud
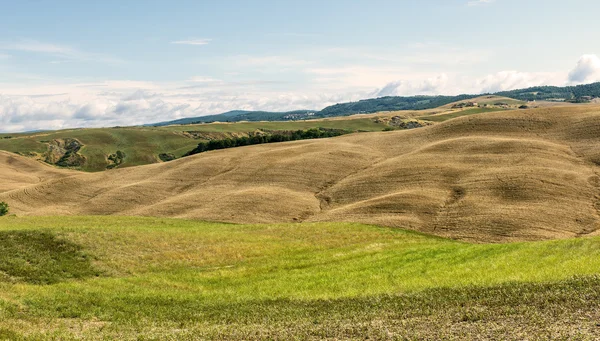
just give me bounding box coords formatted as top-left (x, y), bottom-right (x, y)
top-left (467, 0), bottom-right (495, 6)
top-left (476, 70), bottom-right (564, 93)
top-left (0, 40), bottom-right (123, 64)
top-left (375, 74), bottom-right (450, 97)
top-left (568, 54), bottom-right (600, 84)
top-left (170, 39), bottom-right (211, 45)
top-left (373, 69), bottom-right (569, 98)
top-left (357, 44), bottom-right (491, 66)
top-left (306, 65), bottom-right (417, 89)
top-left (228, 55), bottom-right (312, 70)
top-left (0, 80), bottom-right (371, 132)
top-left (4, 41), bottom-right (74, 54)
top-left (188, 76), bottom-right (221, 83)
top-left (0, 54), bottom-right (597, 133)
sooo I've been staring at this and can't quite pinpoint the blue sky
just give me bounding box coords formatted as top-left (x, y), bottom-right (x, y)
top-left (1, 0), bottom-right (599, 132)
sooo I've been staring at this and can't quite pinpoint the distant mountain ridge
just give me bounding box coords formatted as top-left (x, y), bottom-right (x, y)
top-left (149, 82), bottom-right (600, 126)
top-left (315, 95), bottom-right (477, 118)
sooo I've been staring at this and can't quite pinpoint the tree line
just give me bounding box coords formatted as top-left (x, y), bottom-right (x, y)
top-left (496, 82), bottom-right (600, 102)
top-left (185, 128), bottom-right (350, 156)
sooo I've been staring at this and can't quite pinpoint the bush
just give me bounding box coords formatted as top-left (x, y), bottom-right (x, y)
top-left (158, 153), bottom-right (176, 162)
top-left (0, 202), bottom-right (8, 216)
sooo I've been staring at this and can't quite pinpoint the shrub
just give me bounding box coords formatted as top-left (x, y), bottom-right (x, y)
top-left (0, 202), bottom-right (8, 216)
top-left (158, 153), bottom-right (176, 162)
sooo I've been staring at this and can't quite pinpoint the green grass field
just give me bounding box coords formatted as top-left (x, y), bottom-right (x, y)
top-left (0, 216), bottom-right (599, 340)
top-left (0, 118), bottom-right (388, 172)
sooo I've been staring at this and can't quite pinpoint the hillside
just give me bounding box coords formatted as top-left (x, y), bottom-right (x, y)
top-left (0, 151), bottom-right (76, 193)
top-left (440, 95), bottom-right (526, 108)
top-left (0, 90), bottom-right (582, 173)
top-left (151, 109), bottom-right (317, 126)
top-left (316, 94), bottom-right (478, 118)
top-left (0, 117), bottom-right (392, 172)
top-left (3, 105), bottom-right (600, 242)
top-left (497, 82), bottom-right (600, 102)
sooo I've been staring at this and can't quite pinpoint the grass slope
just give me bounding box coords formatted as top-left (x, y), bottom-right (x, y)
top-left (0, 216), bottom-right (599, 340)
top-left (0, 118), bottom-right (389, 172)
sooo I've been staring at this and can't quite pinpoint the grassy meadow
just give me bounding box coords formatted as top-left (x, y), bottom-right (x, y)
top-left (0, 216), bottom-right (599, 340)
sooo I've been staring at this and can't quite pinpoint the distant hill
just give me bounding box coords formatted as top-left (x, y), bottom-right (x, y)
top-left (148, 82), bottom-right (600, 126)
top-left (320, 82), bottom-right (600, 117)
top-left (148, 97), bottom-right (478, 126)
top-left (496, 82), bottom-right (600, 102)
top-left (150, 110), bottom-right (317, 126)
top-left (315, 95), bottom-right (479, 118)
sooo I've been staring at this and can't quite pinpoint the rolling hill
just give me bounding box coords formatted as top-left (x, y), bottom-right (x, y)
top-left (0, 97), bottom-right (521, 172)
top-left (3, 104), bottom-right (600, 339)
top-left (3, 105), bottom-right (600, 243)
top-left (0, 117), bottom-right (393, 171)
top-left (0, 151), bottom-right (76, 193)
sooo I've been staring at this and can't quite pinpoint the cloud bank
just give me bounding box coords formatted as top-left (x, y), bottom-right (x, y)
top-left (568, 54), bottom-right (600, 84)
top-left (0, 54), bottom-right (597, 133)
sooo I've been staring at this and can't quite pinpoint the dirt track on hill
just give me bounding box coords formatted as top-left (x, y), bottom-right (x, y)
top-left (3, 105), bottom-right (600, 242)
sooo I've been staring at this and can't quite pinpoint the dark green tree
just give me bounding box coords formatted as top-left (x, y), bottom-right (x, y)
top-left (0, 202), bottom-right (8, 216)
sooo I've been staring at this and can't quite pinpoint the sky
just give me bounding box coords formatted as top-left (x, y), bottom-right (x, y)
top-left (1, 0), bottom-right (600, 132)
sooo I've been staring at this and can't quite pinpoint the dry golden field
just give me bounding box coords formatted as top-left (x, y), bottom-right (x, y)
top-left (3, 105), bottom-right (600, 243)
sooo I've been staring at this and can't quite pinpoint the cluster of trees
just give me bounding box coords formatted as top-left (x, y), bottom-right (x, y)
top-left (185, 128), bottom-right (350, 156)
top-left (106, 150), bottom-right (126, 169)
